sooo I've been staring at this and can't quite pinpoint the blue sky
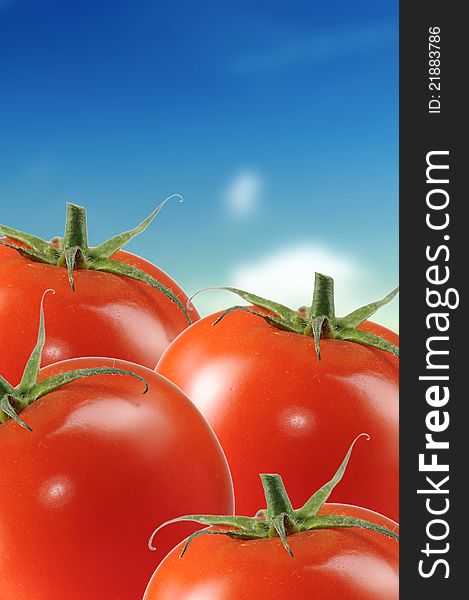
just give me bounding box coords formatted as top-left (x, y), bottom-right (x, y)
top-left (0, 0), bottom-right (398, 328)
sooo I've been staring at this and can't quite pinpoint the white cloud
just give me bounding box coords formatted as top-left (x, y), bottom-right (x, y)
top-left (224, 170), bottom-right (263, 217)
top-left (194, 243), bottom-right (398, 330)
top-left (231, 243), bottom-right (366, 314)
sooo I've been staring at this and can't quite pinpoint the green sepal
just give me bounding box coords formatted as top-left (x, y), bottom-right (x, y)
top-left (336, 327), bottom-right (399, 357)
top-left (271, 514), bottom-right (294, 557)
top-left (302, 514), bottom-right (399, 541)
top-left (16, 289), bottom-right (54, 394)
top-left (337, 286), bottom-right (399, 329)
top-left (0, 374), bottom-right (13, 394)
top-left (192, 286), bottom-right (303, 325)
top-left (149, 434), bottom-right (399, 558)
top-left (0, 291), bottom-right (148, 431)
top-left (194, 273), bottom-right (399, 358)
top-left (90, 257), bottom-right (191, 324)
top-left (297, 433), bottom-right (369, 516)
top-left (213, 306), bottom-right (302, 333)
top-left (63, 247), bottom-right (82, 291)
top-left (0, 196), bottom-right (191, 323)
top-left (0, 224), bottom-right (59, 258)
top-left (92, 194), bottom-right (183, 257)
top-left (310, 315), bottom-right (330, 360)
top-left (29, 367), bottom-right (148, 404)
top-left (179, 528), bottom-right (267, 558)
top-left (148, 514), bottom-right (262, 551)
top-left (1, 395), bottom-right (32, 432)
top-left (0, 239), bottom-right (57, 265)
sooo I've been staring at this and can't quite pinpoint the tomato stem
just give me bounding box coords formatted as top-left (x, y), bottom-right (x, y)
top-left (148, 434), bottom-right (399, 558)
top-left (261, 474), bottom-right (295, 520)
top-left (0, 196), bottom-right (192, 323)
top-left (192, 275), bottom-right (399, 359)
top-left (62, 203), bottom-right (90, 255)
top-left (311, 272), bottom-right (336, 319)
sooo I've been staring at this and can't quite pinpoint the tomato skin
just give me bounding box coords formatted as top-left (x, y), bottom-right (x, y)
top-left (0, 358), bottom-right (233, 600)
top-left (0, 242), bottom-right (199, 386)
top-left (144, 504), bottom-right (399, 600)
top-left (157, 310), bottom-right (399, 520)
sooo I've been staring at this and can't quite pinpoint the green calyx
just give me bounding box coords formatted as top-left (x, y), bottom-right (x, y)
top-left (191, 272), bottom-right (399, 359)
top-left (0, 196), bottom-right (191, 324)
top-left (149, 434), bottom-right (399, 558)
top-left (0, 290), bottom-right (148, 432)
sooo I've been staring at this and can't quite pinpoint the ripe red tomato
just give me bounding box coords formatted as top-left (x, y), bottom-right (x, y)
top-left (0, 358), bottom-right (233, 600)
top-left (0, 244), bottom-right (198, 385)
top-left (144, 503), bottom-right (399, 599)
top-left (157, 308), bottom-right (399, 520)
top-left (0, 198), bottom-right (200, 386)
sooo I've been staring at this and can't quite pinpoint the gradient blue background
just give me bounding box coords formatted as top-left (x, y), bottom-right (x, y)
top-left (0, 0), bottom-right (398, 328)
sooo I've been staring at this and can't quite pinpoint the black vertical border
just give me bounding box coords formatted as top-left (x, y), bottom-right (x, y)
top-left (400, 2), bottom-right (464, 597)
